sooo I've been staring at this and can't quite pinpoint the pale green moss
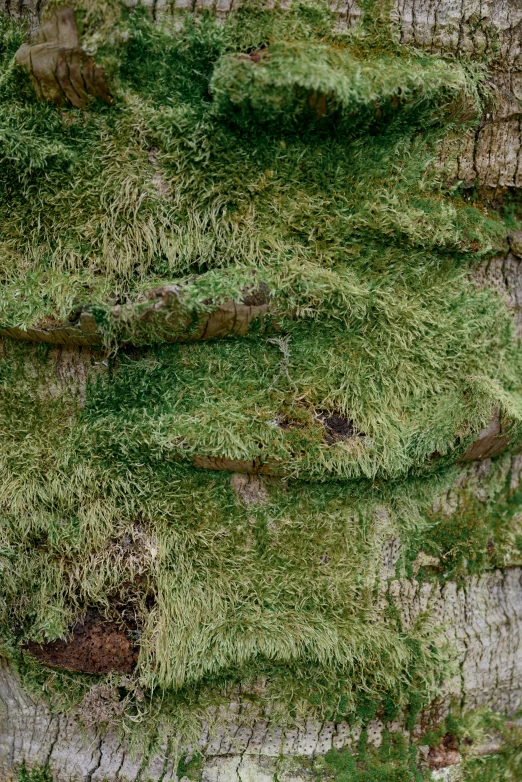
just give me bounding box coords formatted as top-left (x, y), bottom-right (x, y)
top-left (0, 0), bottom-right (521, 760)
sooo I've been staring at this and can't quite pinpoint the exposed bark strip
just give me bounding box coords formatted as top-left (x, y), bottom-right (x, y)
top-left (391, 0), bottom-right (522, 65)
top-left (1, 568), bottom-right (521, 780)
top-left (192, 454), bottom-right (286, 474)
top-left (459, 410), bottom-right (511, 460)
top-left (0, 284), bottom-right (272, 347)
top-left (473, 244), bottom-right (522, 337)
top-left (390, 568), bottom-right (522, 715)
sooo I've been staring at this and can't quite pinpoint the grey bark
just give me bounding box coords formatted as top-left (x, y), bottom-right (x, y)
top-left (1, 567), bottom-right (522, 780)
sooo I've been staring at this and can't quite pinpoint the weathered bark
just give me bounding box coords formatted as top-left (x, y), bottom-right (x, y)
top-left (0, 283), bottom-right (272, 347)
top-left (14, 5), bottom-right (111, 108)
top-left (2, 567), bottom-right (521, 780)
top-left (473, 241), bottom-right (522, 336)
top-left (2, 2), bottom-right (522, 780)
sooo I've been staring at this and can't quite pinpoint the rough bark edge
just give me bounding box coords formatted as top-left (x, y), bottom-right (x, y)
top-left (0, 283), bottom-right (272, 348)
top-left (14, 5), bottom-right (112, 108)
top-left (2, 568), bottom-right (521, 780)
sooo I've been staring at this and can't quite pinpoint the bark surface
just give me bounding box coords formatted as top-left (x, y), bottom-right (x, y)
top-left (1, 2), bottom-right (522, 780)
top-left (1, 568), bottom-right (521, 780)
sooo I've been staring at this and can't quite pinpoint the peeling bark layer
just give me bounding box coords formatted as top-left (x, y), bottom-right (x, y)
top-left (15, 5), bottom-right (111, 108)
top-left (459, 410), bottom-right (511, 460)
top-left (26, 611), bottom-right (138, 675)
top-left (0, 284), bottom-right (272, 347)
top-left (1, 568), bottom-right (521, 780)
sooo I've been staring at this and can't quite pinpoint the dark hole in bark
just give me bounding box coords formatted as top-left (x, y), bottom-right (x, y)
top-left (317, 410), bottom-right (361, 444)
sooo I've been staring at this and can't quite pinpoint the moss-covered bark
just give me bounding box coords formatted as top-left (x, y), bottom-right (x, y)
top-left (1, 1), bottom-right (522, 780)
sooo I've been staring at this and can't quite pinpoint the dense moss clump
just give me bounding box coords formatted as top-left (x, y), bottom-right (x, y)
top-left (0, 0), bottom-right (521, 479)
top-left (0, 338), bottom-right (451, 729)
top-left (323, 736), bottom-right (424, 782)
top-left (0, 0), bottom-right (521, 770)
top-left (16, 764), bottom-right (54, 782)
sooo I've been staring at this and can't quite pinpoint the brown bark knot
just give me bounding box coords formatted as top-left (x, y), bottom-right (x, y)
top-left (15, 5), bottom-right (111, 109)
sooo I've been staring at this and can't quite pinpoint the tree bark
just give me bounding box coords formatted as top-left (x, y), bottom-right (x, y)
top-left (2, 565), bottom-right (522, 780)
top-left (2, 1), bottom-right (522, 780)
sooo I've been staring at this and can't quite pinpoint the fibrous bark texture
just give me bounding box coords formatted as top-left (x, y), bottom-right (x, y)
top-left (15, 5), bottom-right (111, 108)
top-left (1, 569), bottom-right (521, 780)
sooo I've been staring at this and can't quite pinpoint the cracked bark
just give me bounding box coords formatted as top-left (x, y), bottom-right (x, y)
top-left (1, 568), bottom-right (521, 779)
top-left (2, 1), bottom-right (522, 780)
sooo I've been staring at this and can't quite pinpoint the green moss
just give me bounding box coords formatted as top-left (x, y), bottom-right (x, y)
top-left (322, 712), bottom-right (522, 781)
top-left (323, 734), bottom-right (426, 781)
top-left (0, 333), bottom-right (519, 738)
top-left (459, 723), bottom-right (522, 782)
top-left (406, 455), bottom-right (522, 582)
top-left (0, 3), bottom-right (518, 485)
top-left (177, 752), bottom-right (204, 780)
top-left (0, 339), bottom-right (452, 733)
top-left (16, 764), bottom-right (54, 782)
top-left (437, 712), bottom-right (522, 782)
top-left (0, 0), bottom-right (521, 755)
top-left (210, 42), bottom-right (479, 134)
top-left (0, 3), bottom-right (507, 329)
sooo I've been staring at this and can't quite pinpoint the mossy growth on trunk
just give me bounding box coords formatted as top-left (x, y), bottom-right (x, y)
top-left (0, 0), bottom-right (522, 776)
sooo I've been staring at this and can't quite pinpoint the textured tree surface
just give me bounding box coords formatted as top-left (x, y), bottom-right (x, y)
top-left (14, 5), bottom-right (111, 108)
top-left (2, 565), bottom-right (522, 779)
top-left (1, 1), bottom-right (522, 781)
top-left (2, 0), bottom-right (521, 186)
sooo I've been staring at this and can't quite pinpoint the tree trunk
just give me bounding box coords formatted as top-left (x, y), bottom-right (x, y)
top-left (2, 565), bottom-right (522, 780)
top-left (1, 2), bottom-right (522, 780)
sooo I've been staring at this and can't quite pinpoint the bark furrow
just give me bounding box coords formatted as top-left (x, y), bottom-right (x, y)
top-left (2, 567), bottom-right (521, 780)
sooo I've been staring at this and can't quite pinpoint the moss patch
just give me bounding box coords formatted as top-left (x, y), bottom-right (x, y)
top-left (0, 0), bottom-right (521, 756)
top-left (16, 764), bottom-right (54, 782)
top-left (322, 735), bottom-right (425, 781)
top-left (405, 455), bottom-right (522, 581)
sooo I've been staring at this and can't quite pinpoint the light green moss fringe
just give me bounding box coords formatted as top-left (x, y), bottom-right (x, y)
top-left (0, 0), bottom-right (521, 771)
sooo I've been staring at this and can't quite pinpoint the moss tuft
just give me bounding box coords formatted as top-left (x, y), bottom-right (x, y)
top-left (16, 764), bottom-right (54, 782)
top-left (0, 0), bottom-right (521, 758)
